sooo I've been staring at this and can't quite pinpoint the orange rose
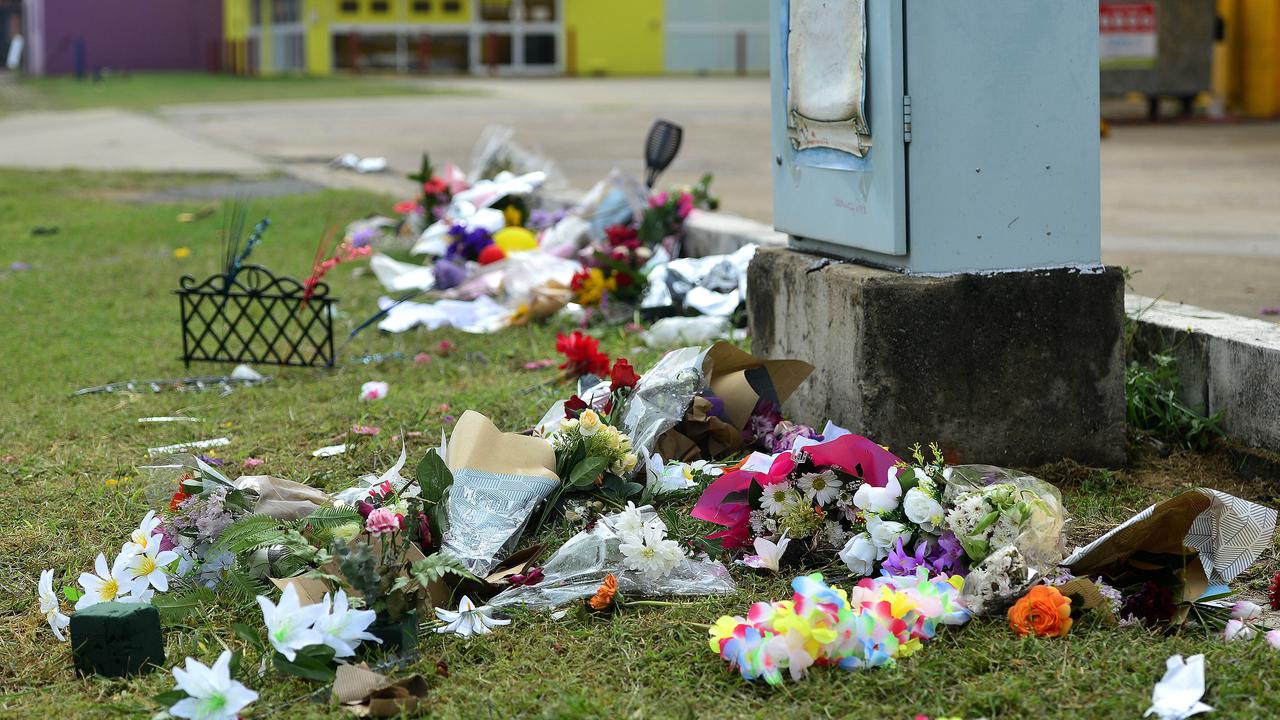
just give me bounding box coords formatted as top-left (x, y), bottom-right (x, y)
top-left (1008, 585), bottom-right (1073, 638)
top-left (589, 573), bottom-right (619, 611)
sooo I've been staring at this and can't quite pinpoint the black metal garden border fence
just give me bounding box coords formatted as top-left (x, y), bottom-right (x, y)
top-left (176, 265), bottom-right (337, 368)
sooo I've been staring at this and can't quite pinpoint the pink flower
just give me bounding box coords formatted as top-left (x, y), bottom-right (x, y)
top-left (351, 425), bottom-right (381, 436)
top-left (522, 359), bottom-right (555, 370)
top-left (360, 381), bottom-right (388, 401)
top-left (1224, 618), bottom-right (1256, 641)
top-left (1266, 629), bottom-right (1280, 650)
top-left (365, 508), bottom-right (404, 534)
top-left (243, 457), bottom-right (265, 469)
top-left (677, 192), bottom-right (694, 219)
top-left (436, 340), bottom-right (456, 357)
top-left (648, 192), bottom-right (668, 208)
top-left (414, 352), bottom-right (432, 365)
top-left (1231, 600), bottom-right (1262, 621)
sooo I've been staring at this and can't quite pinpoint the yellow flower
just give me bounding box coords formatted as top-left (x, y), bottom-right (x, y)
top-left (573, 268), bottom-right (616, 307)
top-left (332, 523), bottom-right (362, 542)
top-left (173, 247), bottom-right (191, 259)
top-left (104, 478), bottom-right (119, 488)
top-left (510, 303), bottom-right (531, 326)
top-left (503, 205), bottom-right (523, 227)
top-left (578, 410), bottom-right (602, 437)
top-left (708, 615), bottom-right (743, 653)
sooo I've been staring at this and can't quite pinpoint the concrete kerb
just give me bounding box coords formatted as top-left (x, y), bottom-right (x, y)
top-left (685, 210), bottom-right (1280, 458)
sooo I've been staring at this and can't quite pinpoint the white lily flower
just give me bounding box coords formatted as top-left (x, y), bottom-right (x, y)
top-left (77, 551), bottom-right (145, 610)
top-left (170, 650), bottom-right (258, 720)
top-left (124, 510), bottom-right (164, 555)
top-left (434, 595), bottom-right (510, 637)
top-left (256, 583), bottom-right (325, 661)
top-left (313, 590), bottom-right (380, 658)
top-left (742, 533), bottom-right (790, 573)
top-left (852, 467), bottom-right (903, 513)
top-left (38, 569), bottom-right (70, 641)
top-left (127, 540), bottom-right (180, 592)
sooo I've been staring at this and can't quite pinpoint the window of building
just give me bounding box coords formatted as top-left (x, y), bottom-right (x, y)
top-left (479, 1), bottom-right (511, 22)
top-left (524, 33), bottom-right (555, 65)
top-left (412, 0), bottom-right (432, 12)
top-left (443, 1), bottom-right (462, 13)
top-left (249, 0), bottom-right (262, 26)
top-left (370, 0), bottom-right (389, 12)
top-left (339, 0), bottom-right (359, 13)
top-left (272, 0), bottom-right (301, 23)
top-left (524, 0), bottom-right (555, 22)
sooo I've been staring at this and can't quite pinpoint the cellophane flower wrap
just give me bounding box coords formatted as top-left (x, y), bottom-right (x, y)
top-left (941, 465), bottom-right (1068, 614)
top-left (708, 570), bottom-right (969, 684)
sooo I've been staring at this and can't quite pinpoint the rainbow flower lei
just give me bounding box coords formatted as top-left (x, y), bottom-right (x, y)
top-left (709, 570), bottom-right (970, 683)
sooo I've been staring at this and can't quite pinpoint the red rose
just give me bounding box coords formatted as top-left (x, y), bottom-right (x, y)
top-left (570, 269), bottom-right (590, 291)
top-left (556, 331), bottom-right (611, 377)
top-left (564, 394), bottom-right (588, 419)
top-left (605, 224), bottom-right (641, 250)
top-left (423, 177), bottom-right (448, 195)
top-left (609, 358), bottom-right (641, 391)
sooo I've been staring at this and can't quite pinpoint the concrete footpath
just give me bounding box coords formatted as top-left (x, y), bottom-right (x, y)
top-left (0, 77), bottom-right (1277, 318)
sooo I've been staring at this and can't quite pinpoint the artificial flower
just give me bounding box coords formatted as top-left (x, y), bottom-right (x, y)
top-left (127, 541), bottom-right (180, 592)
top-left (436, 340), bottom-right (456, 356)
top-left (414, 351), bottom-right (433, 365)
top-left (1266, 629), bottom-right (1280, 650)
top-left (365, 508), bottom-right (404, 534)
top-left (556, 331), bottom-right (610, 378)
top-left (866, 515), bottom-right (911, 552)
top-left (169, 650), bottom-right (258, 720)
top-left (38, 569), bottom-right (70, 641)
top-left (360, 381), bottom-right (389, 401)
top-left (243, 457), bottom-right (265, 468)
top-left (1223, 619), bottom-right (1256, 641)
top-left (589, 574), bottom-right (619, 611)
top-left (853, 466), bottom-right (902, 513)
top-left (173, 247), bottom-right (191, 259)
top-left (570, 267), bottom-right (616, 306)
top-left (77, 551), bottom-right (145, 610)
top-left (839, 533), bottom-right (879, 576)
top-left (1270, 572), bottom-right (1280, 611)
top-left (257, 583), bottom-right (325, 661)
top-left (796, 470), bottom-right (842, 505)
top-left (759, 481), bottom-right (800, 515)
top-left (434, 596), bottom-right (510, 637)
top-left (125, 510), bottom-right (164, 555)
top-left (1231, 600), bottom-right (1263, 621)
top-left (351, 424), bottom-right (381, 436)
top-left (742, 533), bottom-right (790, 573)
top-left (313, 590), bottom-right (380, 657)
top-left (609, 358), bottom-right (641, 391)
top-left (903, 486), bottom-right (945, 533)
top-left (1008, 585), bottom-right (1073, 638)
top-left (619, 523), bottom-right (683, 579)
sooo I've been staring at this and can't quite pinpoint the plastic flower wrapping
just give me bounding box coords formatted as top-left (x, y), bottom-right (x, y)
top-left (709, 570), bottom-right (969, 684)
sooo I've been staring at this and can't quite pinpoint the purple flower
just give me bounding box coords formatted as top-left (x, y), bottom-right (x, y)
top-left (883, 536), bottom-right (929, 576)
top-left (196, 454), bottom-right (224, 467)
top-left (927, 531), bottom-right (968, 575)
top-left (445, 224), bottom-right (494, 262)
top-left (766, 421), bottom-right (820, 454)
top-left (433, 258), bottom-right (466, 290)
top-left (356, 500), bottom-right (375, 519)
top-left (528, 208), bottom-right (566, 231)
top-left (349, 227), bottom-right (379, 249)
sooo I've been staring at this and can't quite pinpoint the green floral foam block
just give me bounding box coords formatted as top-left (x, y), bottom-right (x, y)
top-left (70, 601), bottom-right (165, 677)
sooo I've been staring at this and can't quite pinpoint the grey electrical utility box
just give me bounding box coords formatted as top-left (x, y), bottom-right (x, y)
top-left (771, 0), bottom-right (1100, 274)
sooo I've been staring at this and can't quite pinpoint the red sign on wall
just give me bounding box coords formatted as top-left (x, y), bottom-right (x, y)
top-left (1100, 2), bottom-right (1158, 69)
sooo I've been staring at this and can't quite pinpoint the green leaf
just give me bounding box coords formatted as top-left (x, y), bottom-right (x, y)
top-left (209, 514), bottom-right (286, 557)
top-left (274, 645), bottom-right (336, 683)
top-left (151, 586), bottom-right (216, 625)
top-left (569, 456), bottom-right (610, 489)
top-left (62, 585), bottom-right (82, 603)
top-left (232, 622), bottom-right (265, 653)
top-left (219, 564), bottom-right (270, 607)
top-left (298, 506), bottom-right (362, 531)
top-left (410, 552), bottom-right (476, 588)
top-left (415, 449), bottom-right (454, 505)
top-left (151, 689), bottom-right (188, 707)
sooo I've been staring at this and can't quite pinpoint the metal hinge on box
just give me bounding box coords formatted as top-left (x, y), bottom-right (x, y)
top-left (903, 95), bottom-right (912, 143)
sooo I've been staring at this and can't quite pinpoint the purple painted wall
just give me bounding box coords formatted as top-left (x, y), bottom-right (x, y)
top-left (40, 0), bottom-right (222, 75)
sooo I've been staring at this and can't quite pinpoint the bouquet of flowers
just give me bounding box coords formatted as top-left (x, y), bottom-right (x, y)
top-left (638, 173), bottom-right (718, 249)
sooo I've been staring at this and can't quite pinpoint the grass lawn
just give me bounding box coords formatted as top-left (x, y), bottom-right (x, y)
top-left (2, 168), bottom-right (1279, 719)
top-left (2, 72), bottom-right (464, 114)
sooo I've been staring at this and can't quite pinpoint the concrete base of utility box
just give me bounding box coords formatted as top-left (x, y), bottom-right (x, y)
top-left (747, 247), bottom-right (1127, 467)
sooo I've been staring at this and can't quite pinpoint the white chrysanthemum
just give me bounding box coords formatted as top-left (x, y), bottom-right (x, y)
top-left (619, 524), bottom-right (683, 578)
top-left (823, 520), bottom-right (849, 547)
top-left (614, 502), bottom-right (648, 540)
top-left (796, 470), bottom-right (843, 506)
top-left (988, 514), bottom-right (1021, 549)
top-left (759, 481), bottom-right (799, 516)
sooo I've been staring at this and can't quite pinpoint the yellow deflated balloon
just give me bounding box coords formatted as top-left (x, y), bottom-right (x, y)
top-left (493, 226), bottom-right (538, 253)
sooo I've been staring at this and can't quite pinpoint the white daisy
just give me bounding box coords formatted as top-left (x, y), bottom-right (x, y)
top-left (796, 469), bottom-right (843, 505)
top-left (759, 481), bottom-right (799, 516)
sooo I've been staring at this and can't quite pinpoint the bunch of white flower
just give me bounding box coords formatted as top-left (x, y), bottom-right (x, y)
top-left (943, 482), bottom-right (1035, 565)
top-left (257, 584), bottom-right (380, 661)
top-left (614, 502), bottom-right (684, 579)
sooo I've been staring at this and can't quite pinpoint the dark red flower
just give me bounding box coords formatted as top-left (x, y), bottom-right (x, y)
top-left (422, 177), bottom-right (448, 195)
top-left (570, 269), bottom-right (590, 291)
top-left (564, 394), bottom-right (588, 419)
top-left (416, 511), bottom-right (433, 549)
top-left (609, 358), bottom-right (641, 391)
top-left (556, 331), bottom-right (610, 377)
top-left (1269, 572), bottom-right (1280, 611)
top-left (357, 500), bottom-right (376, 519)
top-left (605, 224), bottom-right (640, 250)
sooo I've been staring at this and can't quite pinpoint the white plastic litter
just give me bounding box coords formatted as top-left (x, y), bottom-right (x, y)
top-left (376, 295), bottom-right (511, 334)
top-left (312, 444), bottom-right (348, 458)
top-left (147, 437), bottom-right (230, 458)
top-left (370, 253), bottom-right (436, 292)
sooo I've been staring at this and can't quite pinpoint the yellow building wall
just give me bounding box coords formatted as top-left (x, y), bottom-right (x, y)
top-left (223, 0), bottom-right (250, 73)
top-left (1215, 0), bottom-right (1280, 118)
top-left (328, 0), bottom-right (471, 25)
top-left (305, 0), bottom-right (333, 74)
top-left (564, 0), bottom-right (663, 75)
